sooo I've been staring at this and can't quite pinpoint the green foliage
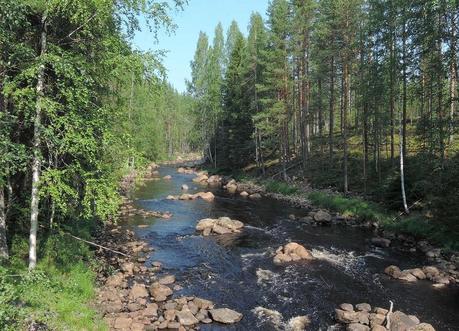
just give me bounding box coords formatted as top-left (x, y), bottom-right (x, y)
top-left (0, 233), bottom-right (106, 330)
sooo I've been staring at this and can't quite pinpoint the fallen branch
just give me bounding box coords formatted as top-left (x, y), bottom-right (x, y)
top-left (385, 300), bottom-right (394, 329)
top-left (64, 232), bottom-right (131, 258)
top-left (391, 199), bottom-right (422, 221)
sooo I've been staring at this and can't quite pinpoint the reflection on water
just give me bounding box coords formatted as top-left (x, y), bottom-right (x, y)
top-left (122, 166), bottom-right (459, 330)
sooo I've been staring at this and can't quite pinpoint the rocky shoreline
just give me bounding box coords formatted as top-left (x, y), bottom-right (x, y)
top-left (93, 163), bottom-right (244, 330)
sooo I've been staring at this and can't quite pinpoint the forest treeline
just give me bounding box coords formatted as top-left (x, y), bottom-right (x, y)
top-left (187, 0), bottom-right (459, 241)
top-left (0, 0), bottom-right (197, 266)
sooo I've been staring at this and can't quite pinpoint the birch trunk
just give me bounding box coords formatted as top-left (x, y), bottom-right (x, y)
top-left (29, 13), bottom-right (47, 270)
top-left (0, 187), bottom-right (8, 259)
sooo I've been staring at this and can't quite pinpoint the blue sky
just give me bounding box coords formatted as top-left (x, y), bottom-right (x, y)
top-left (132, 0), bottom-right (269, 93)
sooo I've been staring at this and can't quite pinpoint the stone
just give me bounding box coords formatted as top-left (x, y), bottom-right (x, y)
top-left (193, 297), bottom-right (214, 310)
top-left (408, 268), bottom-right (426, 280)
top-left (433, 275), bottom-right (450, 285)
top-left (127, 303), bottom-right (141, 312)
top-left (339, 303), bottom-right (355, 312)
top-left (163, 175), bottom-right (172, 180)
top-left (158, 275), bottom-right (176, 285)
top-left (249, 193), bottom-right (262, 199)
top-left (407, 323), bottom-right (435, 331)
top-left (374, 308), bottom-right (389, 315)
top-left (210, 308), bottom-right (243, 324)
top-left (422, 266), bottom-right (440, 279)
top-left (287, 315), bottom-right (310, 331)
top-left (187, 301), bottom-right (199, 315)
top-left (121, 262), bottom-right (135, 275)
top-left (129, 284), bottom-right (149, 300)
top-left (371, 237), bottom-right (391, 248)
top-left (385, 265), bottom-right (402, 278)
top-left (144, 303), bottom-right (158, 317)
top-left (212, 224), bottom-right (233, 235)
top-left (408, 315), bottom-right (420, 325)
top-left (195, 191), bottom-right (215, 202)
top-left (167, 321), bottom-right (181, 329)
top-left (389, 311), bottom-right (418, 331)
top-left (102, 300), bottom-right (123, 314)
top-left (181, 184), bottom-right (189, 191)
top-left (335, 309), bottom-right (359, 323)
top-left (347, 323), bottom-right (370, 331)
top-left (313, 210), bottom-right (332, 223)
top-left (370, 313), bottom-right (386, 327)
top-left (371, 326), bottom-right (387, 331)
top-left (196, 218), bottom-right (215, 231)
top-left (217, 217), bottom-right (244, 230)
top-left (164, 309), bottom-right (176, 321)
top-left (179, 193), bottom-right (193, 200)
top-left (106, 273), bottom-right (124, 288)
top-left (426, 249), bottom-right (441, 258)
top-left (176, 309), bottom-right (199, 326)
top-left (114, 317), bottom-right (132, 329)
top-left (273, 253), bottom-right (292, 264)
top-left (149, 283), bottom-right (173, 302)
top-left (240, 191), bottom-right (249, 197)
top-left (193, 174), bottom-right (208, 183)
top-left (398, 271), bottom-right (418, 282)
top-left (356, 303), bottom-right (372, 312)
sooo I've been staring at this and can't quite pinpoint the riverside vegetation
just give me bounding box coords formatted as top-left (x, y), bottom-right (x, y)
top-left (1, 0), bottom-right (458, 330)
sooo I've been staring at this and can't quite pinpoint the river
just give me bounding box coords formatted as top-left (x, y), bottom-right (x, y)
top-left (123, 165), bottom-right (458, 330)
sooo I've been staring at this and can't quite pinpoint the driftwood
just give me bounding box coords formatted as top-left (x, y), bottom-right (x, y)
top-left (385, 300), bottom-right (394, 329)
top-left (64, 232), bottom-right (131, 257)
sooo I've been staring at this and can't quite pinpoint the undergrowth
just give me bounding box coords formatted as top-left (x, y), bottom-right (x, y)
top-left (0, 227), bottom-right (107, 330)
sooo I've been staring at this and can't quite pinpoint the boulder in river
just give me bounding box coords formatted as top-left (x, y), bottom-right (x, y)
top-left (249, 193), bottom-right (262, 199)
top-left (225, 179), bottom-right (238, 193)
top-left (181, 184), bottom-right (189, 191)
top-left (163, 175), bottom-right (172, 180)
top-left (209, 308), bottom-right (243, 324)
top-left (196, 217), bottom-right (244, 236)
top-left (273, 242), bottom-right (314, 264)
top-left (312, 210), bottom-right (332, 223)
top-left (193, 174), bottom-right (209, 183)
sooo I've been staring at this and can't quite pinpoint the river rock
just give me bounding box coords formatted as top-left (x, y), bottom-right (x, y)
top-left (356, 303), bottom-right (372, 312)
top-left (407, 268), bottom-right (426, 280)
top-left (121, 261), bottom-right (135, 275)
top-left (407, 323), bottom-right (435, 331)
top-left (129, 283), bottom-right (149, 300)
top-left (371, 326), bottom-right (388, 331)
top-left (336, 309), bottom-right (359, 323)
top-left (181, 184), bottom-right (189, 191)
top-left (194, 191), bottom-right (215, 202)
top-left (389, 311), bottom-right (418, 331)
top-left (287, 315), bottom-right (310, 331)
top-left (114, 317), bottom-right (132, 329)
top-left (144, 303), bottom-right (158, 317)
top-left (422, 266), bottom-right (440, 279)
top-left (196, 217), bottom-right (244, 236)
top-left (163, 175), bottom-right (172, 180)
top-left (176, 309), bottom-right (199, 326)
top-left (207, 175), bottom-right (221, 184)
top-left (193, 297), bottom-right (214, 309)
top-left (274, 242), bottom-right (314, 264)
top-left (347, 323), bottom-right (370, 331)
top-left (106, 272), bottom-right (125, 288)
top-left (240, 191), bottom-right (249, 197)
top-left (340, 303), bottom-right (355, 312)
top-left (370, 313), bottom-right (386, 327)
top-left (150, 283), bottom-right (173, 301)
top-left (384, 265), bottom-right (402, 278)
top-left (313, 210), bottom-right (332, 223)
top-left (225, 180), bottom-right (238, 193)
top-left (398, 271), bottom-right (418, 282)
top-left (371, 237), bottom-right (391, 248)
top-left (210, 308), bottom-right (243, 324)
top-left (193, 174), bottom-right (208, 183)
top-left (249, 193), bottom-right (262, 199)
top-left (158, 274), bottom-right (176, 285)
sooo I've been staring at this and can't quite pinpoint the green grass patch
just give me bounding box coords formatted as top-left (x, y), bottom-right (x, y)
top-left (264, 180), bottom-right (299, 196)
top-left (0, 230), bottom-right (107, 330)
top-left (308, 191), bottom-right (390, 222)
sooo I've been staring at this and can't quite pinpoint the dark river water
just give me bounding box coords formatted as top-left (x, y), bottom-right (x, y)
top-left (124, 165), bottom-right (458, 331)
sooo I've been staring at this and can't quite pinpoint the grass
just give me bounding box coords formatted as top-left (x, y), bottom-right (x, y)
top-left (264, 180), bottom-right (299, 196)
top-left (0, 228), bottom-right (107, 331)
top-left (307, 191), bottom-right (459, 251)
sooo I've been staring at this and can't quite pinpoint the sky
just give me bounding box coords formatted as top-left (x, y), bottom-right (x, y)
top-left (132, 0), bottom-right (269, 93)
